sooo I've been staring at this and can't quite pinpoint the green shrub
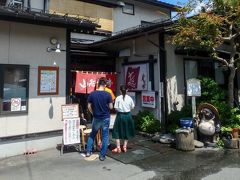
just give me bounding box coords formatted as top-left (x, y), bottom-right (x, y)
top-left (167, 105), bottom-right (192, 133)
top-left (216, 139), bottom-right (224, 149)
top-left (135, 110), bottom-right (161, 134)
top-left (197, 77), bottom-right (239, 127)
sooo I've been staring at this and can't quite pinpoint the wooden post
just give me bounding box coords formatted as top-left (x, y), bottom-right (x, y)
top-left (192, 96), bottom-right (196, 118)
top-left (176, 130), bottom-right (195, 151)
top-left (61, 138), bottom-right (64, 156)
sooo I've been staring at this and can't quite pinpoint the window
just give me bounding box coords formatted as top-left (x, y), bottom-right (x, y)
top-left (184, 58), bottom-right (226, 103)
top-left (184, 59), bottom-right (215, 81)
top-left (122, 3), bottom-right (134, 15)
top-left (0, 64), bottom-right (29, 114)
top-left (141, 21), bottom-right (155, 27)
top-left (8, 0), bottom-right (23, 9)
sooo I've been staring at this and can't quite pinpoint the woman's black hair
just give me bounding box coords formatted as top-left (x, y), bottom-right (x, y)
top-left (120, 85), bottom-right (127, 100)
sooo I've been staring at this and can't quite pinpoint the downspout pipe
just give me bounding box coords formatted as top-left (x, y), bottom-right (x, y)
top-left (27, 0), bottom-right (31, 11)
top-left (66, 29), bottom-right (71, 104)
top-left (145, 33), bottom-right (167, 126)
top-left (158, 32), bottom-right (168, 128)
top-left (43, 0), bottom-right (47, 13)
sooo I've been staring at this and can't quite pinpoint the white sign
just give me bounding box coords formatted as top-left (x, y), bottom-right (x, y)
top-left (11, 98), bottom-right (21, 111)
top-left (63, 118), bottom-right (80, 145)
top-left (141, 91), bottom-right (156, 108)
top-left (61, 104), bottom-right (79, 119)
top-left (187, 78), bottom-right (201, 97)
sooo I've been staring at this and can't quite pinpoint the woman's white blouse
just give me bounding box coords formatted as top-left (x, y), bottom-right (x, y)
top-left (114, 94), bottom-right (135, 112)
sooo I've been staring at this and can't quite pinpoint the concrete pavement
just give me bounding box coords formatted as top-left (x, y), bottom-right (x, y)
top-left (0, 134), bottom-right (240, 180)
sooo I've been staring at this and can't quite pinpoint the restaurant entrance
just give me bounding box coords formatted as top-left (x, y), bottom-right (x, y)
top-left (69, 53), bottom-right (116, 122)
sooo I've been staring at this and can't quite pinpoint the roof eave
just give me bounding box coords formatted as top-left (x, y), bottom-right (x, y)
top-left (77, 0), bottom-right (123, 8)
top-left (0, 6), bottom-right (99, 30)
top-left (72, 20), bottom-right (174, 48)
top-left (135, 0), bottom-right (180, 11)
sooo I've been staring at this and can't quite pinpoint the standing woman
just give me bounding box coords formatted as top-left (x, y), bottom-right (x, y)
top-left (112, 85), bottom-right (135, 153)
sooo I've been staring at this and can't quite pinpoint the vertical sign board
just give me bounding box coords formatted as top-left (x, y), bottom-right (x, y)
top-left (61, 104), bottom-right (80, 145)
top-left (141, 91), bottom-right (156, 108)
top-left (187, 78), bottom-right (201, 117)
top-left (187, 78), bottom-right (201, 97)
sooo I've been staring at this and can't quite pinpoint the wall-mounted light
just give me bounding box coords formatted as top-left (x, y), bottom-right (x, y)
top-left (47, 37), bottom-right (65, 53)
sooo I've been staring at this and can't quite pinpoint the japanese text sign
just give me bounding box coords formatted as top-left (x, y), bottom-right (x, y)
top-left (187, 78), bottom-right (201, 97)
top-left (125, 64), bottom-right (148, 91)
top-left (141, 91), bottom-right (156, 108)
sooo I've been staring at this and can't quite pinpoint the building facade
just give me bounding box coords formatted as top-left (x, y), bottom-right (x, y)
top-left (0, 0), bottom-right (178, 158)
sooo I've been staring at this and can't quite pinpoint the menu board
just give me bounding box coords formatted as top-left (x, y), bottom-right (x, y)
top-left (61, 104), bottom-right (79, 120)
top-left (38, 66), bottom-right (59, 95)
top-left (63, 118), bottom-right (80, 145)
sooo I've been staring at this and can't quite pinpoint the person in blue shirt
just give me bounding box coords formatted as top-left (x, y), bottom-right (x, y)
top-left (86, 77), bottom-right (113, 161)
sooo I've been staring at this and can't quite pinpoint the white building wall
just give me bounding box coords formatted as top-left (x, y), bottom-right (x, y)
top-left (30, 0), bottom-right (44, 11)
top-left (113, 1), bottom-right (170, 33)
top-left (114, 34), bottom-right (160, 119)
top-left (0, 21), bottom-right (66, 137)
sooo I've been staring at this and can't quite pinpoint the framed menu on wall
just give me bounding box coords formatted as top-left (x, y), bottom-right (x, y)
top-left (38, 66), bottom-right (59, 95)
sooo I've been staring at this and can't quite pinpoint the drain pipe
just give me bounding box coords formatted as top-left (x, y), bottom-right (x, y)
top-left (145, 33), bottom-right (167, 125)
top-left (158, 33), bottom-right (167, 127)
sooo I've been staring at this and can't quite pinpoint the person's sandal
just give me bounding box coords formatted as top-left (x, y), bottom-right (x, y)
top-left (122, 146), bottom-right (127, 153)
top-left (112, 147), bottom-right (121, 153)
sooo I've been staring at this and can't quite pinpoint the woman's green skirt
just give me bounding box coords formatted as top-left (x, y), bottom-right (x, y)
top-left (112, 112), bottom-right (135, 140)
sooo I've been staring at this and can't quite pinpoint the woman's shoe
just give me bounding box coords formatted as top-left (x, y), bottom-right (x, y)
top-left (122, 146), bottom-right (127, 153)
top-left (112, 147), bottom-right (121, 153)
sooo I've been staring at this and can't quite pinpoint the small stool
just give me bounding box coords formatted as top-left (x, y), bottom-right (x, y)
top-left (81, 128), bottom-right (102, 151)
top-left (79, 125), bottom-right (87, 150)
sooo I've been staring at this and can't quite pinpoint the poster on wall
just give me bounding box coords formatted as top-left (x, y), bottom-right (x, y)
top-left (124, 64), bottom-right (148, 91)
top-left (10, 98), bottom-right (21, 111)
top-left (141, 91), bottom-right (156, 108)
top-left (63, 118), bottom-right (80, 145)
top-left (38, 66), bottom-right (59, 95)
top-left (74, 72), bottom-right (117, 94)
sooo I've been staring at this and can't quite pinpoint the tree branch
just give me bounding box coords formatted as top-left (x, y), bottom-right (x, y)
top-left (223, 33), bottom-right (239, 41)
top-left (212, 50), bottom-right (229, 66)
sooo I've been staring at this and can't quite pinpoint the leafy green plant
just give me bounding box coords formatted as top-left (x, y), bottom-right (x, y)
top-left (197, 77), bottom-right (234, 126)
top-left (135, 110), bottom-right (161, 134)
top-left (216, 139), bottom-right (224, 149)
top-left (167, 105), bottom-right (192, 133)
